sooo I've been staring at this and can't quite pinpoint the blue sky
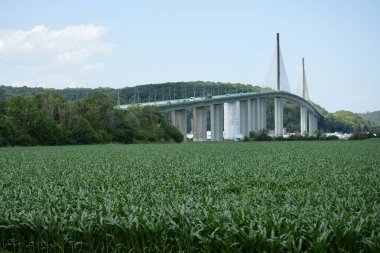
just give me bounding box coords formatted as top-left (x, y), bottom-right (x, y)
top-left (0, 0), bottom-right (379, 113)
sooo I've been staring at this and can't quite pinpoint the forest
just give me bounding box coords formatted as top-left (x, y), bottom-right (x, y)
top-left (0, 91), bottom-right (183, 146)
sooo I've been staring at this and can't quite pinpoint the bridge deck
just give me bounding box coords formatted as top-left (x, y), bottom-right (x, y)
top-left (119, 91), bottom-right (323, 118)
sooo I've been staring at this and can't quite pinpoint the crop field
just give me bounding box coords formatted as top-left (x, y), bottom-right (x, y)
top-left (0, 140), bottom-right (379, 252)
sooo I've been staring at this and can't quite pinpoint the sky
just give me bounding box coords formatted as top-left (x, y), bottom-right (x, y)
top-left (0, 0), bottom-right (379, 113)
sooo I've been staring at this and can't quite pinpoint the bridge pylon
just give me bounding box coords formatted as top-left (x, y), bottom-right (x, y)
top-left (274, 33), bottom-right (284, 137)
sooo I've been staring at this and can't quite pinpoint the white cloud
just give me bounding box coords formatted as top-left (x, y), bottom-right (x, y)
top-left (0, 24), bottom-right (113, 65)
top-left (83, 63), bottom-right (105, 72)
top-left (0, 24), bottom-right (115, 88)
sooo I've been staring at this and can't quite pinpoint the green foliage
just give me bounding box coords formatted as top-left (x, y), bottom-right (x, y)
top-left (287, 134), bottom-right (307, 141)
top-left (253, 129), bottom-right (273, 141)
top-left (349, 132), bottom-right (375, 140)
top-left (129, 106), bottom-right (183, 143)
top-left (323, 111), bottom-right (375, 133)
top-left (0, 141), bottom-right (379, 252)
top-left (248, 130), bottom-right (256, 139)
top-left (283, 100), bottom-right (301, 133)
top-left (310, 101), bottom-right (329, 116)
top-left (0, 115), bottom-right (22, 146)
top-left (358, 111), bottom-right (380, 126)
top-left (325, 135), bottom-right (340, 140)
top-left (0, 92), bottom-right (182, 146)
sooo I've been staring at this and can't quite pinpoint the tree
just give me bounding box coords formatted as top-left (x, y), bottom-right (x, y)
top-left (6, 96), bottom-right (38, 133)
top-left (69, 116), bottom-right (95, 144)
top-left (29, 113), bottom-right (61, 145)
top-left (34, 92), bottom-right (66, 122)
top-left (0, 115), bottom-right (22, 146)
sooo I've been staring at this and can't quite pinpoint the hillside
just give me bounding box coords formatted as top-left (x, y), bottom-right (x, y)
top-left (0, 81), bottom-right (266, 103)
top-left (323, 111), bottom-right (375, 133)
top-left (358, 111), bottom-right (380, 126)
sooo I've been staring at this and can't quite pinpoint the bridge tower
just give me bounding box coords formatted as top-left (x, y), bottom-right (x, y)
top-left (300, 58), bottom-right (308, 135)
top-left (274, 33), bottom-right (284, 137)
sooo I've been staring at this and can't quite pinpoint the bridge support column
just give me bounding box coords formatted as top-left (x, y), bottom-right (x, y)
top-left (193, 107), bottom-right (207, 141)
top-left (171, 109), bottom-right (187, 140)
top-left (224, 101), bottom-right (240, 140)
top-left (274, 97), bottom-right (284, 137)
top-left (211, 104), bottom-right (224, 141)
top-left (300, 106), bottom-right (308, 135)
top-left (308, 112), bottom-right (318, 136)
top-left (314, 114), bottom-right (318, 135)
top-left (240, 100), bottom-right (249, 137)
top-left (248, 99), bottom-right (258, 133)
top-left (257, 98), bottom-right (267, 131)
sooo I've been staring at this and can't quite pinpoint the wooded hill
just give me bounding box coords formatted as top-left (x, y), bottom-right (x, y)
top-left (359, 111), bottom-right (380, 126)
top-left (0, 81), bottom-right (267, 104)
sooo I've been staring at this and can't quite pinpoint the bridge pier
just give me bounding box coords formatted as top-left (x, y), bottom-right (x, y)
top-left (211, 104), bottom-right (224, 141)
top-left (257, 98), bottom-right (267, 131)
top-left (193, 107), bottom-right (207, 141)
top-left (248, 98), bottom-right (258, 133)
top-left (171, 109), bottom-right (187, 140)
top-left (224, 101), bottom-right (240, 140)
top-left (308, 112), bottom-right (318, 136)
top-left (239, 100), bottom-right (249, 137)
top-left (300, 106), bottom-right (308, 135)
top-left (128, 90), bottom-right (321, 141)
top-left (274, 97), bottom-right (283, 136)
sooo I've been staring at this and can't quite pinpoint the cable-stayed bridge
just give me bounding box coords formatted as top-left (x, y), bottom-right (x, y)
top-left (119, 33), bottom-right (320, 141)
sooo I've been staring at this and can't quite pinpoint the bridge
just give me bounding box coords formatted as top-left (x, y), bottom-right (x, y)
top-left (119, 34), bottom-right (322, 141)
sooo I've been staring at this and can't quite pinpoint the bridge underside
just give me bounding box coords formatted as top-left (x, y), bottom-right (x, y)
top-left (122, 91), bottom-right (322, 142)
top-left (167, 96), bottom-right (320, 141)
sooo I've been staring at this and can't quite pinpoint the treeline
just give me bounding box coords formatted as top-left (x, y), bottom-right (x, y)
top-left (321, 111), bottom-right (376, 133)
top-left (358, 111), bottom-right (380, 128)
top-left (0, 82), bottom-right (265, 104)
top-left (247, 129), bottom-right (379, 142)
top-left (0, 92), bottom-right (183, 147)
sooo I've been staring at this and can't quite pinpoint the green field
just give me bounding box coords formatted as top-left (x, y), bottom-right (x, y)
top-left (0, 140), bottom-right (379, 252)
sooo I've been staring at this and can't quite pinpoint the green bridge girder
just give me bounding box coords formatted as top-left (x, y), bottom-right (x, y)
top-left (120, 91), bottom-right (323, 118)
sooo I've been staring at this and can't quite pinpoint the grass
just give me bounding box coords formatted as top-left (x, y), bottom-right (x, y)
top-left (0, 139), bottom-right (379, 252)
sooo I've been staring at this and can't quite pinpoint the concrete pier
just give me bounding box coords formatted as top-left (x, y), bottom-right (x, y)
top-left (193, 107), bottom-right (207, 141)
top-left (171, 109), bottom-right (187, 140)
top-left (308, 112), bottom-right (318, 136)
top-left (257, 98), bottom-right (267, 131)
top-left (210, 104), bottom-right (224, 141)
top-left (239, 100), bottom-right (249, 137)
top-left (248, 98), bottom-right (258, 133)
top-left (273, 33), bottom-right (284, 137)
top-left (274, 97), bottom-right (284, 136)
top-left (300, 106), bottom-right (308, 135)
top-left (224, 101), bottom-right (240, 140)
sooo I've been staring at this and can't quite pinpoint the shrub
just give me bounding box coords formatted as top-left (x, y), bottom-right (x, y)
top-left (349, 132), bottom-right (369, 140)
top-left (326, 135), bottom-right (340, 140)
top-left (248, 131), bottom-right (256, 139)
top-left (254, 130), bottom-right (272, 141)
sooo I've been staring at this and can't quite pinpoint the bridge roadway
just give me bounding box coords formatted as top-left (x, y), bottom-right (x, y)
top-left (119, 91), bottom-right (322, 141)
